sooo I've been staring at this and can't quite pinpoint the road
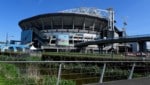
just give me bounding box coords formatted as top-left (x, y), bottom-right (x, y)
top-left (84, 77), bottom-right (150, 85)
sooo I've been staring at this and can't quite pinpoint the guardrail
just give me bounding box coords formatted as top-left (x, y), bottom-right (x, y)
top-left (0, 61), bottom-right (150, 85)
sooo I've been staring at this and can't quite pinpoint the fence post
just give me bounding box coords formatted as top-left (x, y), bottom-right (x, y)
top-left (128, 62), bottom-right (136, 80)
top-left (99, 63), bottom-right (106, 83)
top-left (56, 63), bottom-right (62, 85)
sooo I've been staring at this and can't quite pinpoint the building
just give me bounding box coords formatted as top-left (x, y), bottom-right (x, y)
top-left (19, 7), bottom-right (124, 52)
top-left (0, 44), bottom-right (29, 52)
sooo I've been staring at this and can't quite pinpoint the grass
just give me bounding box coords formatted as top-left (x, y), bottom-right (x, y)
top-left (43, 52), bottom-right (119, 58)
top-left (0, 55), bottom-right (41, 61)
top-left (0, 62), bottom-right (76, 85)
top-left (42, 52), bottom-right (141, 60)
top-left (0, 51), bottom-right (144, 61)
top-left (0, 63), bottom-right (21, 85)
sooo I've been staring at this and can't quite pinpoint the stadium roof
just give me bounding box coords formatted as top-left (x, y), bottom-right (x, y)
top-left (19, 13), bottom-right (108, 31)
top-left (59, 7), bottom-right (110, 18)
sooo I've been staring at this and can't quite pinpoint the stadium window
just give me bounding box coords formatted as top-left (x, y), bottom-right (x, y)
top-left (8, 47), bottom-right (14, 52)
top-left (74, 40), bottom-right (82, 44)
top-left (51, 40), bottom-right (56, 44)
top-left (69, 40), bottom-right (73, 44)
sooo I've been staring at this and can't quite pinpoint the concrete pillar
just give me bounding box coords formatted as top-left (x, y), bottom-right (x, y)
top-left (57, 48), bottom-right (59, 53)
top-left (98, 44), bottom-right (103, 54)
top-left (76, 47), bottom-right (83, 53)
top-left (84, 47), bottom-right (87, 54)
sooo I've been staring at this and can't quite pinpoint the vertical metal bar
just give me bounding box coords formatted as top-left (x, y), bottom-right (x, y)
top-left (98, 45), bottom-right (101, 54)
top-left (111, 48), bottom-right (114, 59)
top-left (128, 63), bottom-right (136, 80)
top-left (49, 36), bottom-right (52, 45)
top-left (51, 18), bottom-right (53, 29)
top-left (41, 19), bottom-right (45, 30)
top-left (5, 33), bottom-right (8, 45)
top-left (92, 19), bottom-right (96, 31)
top-left (57, 48), bottom-right (59, 53)
top-left (99, 63), bottom-right (106, 83)
top-left (61, 18), bottom-right (63, 29)
top-left (112, 11), bottom-right (114, 32)
top-left (83, 18), bottom-right (86, 30)
top-left (72, 34), bottom-right (74, 47)
top-left (72, 17), bottom-right (74, 29)
top-left (56, 63), bottom-right (62, 85)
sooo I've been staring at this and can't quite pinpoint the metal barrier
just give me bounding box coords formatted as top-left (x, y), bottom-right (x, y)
top-left (0, 61), bottom-right (150, 85)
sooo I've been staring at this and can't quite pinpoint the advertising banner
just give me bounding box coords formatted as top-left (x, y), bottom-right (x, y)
top-left (57, 34), bottom-right (69, 46)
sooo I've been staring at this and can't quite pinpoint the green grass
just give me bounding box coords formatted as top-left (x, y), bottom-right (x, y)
top-left (0, 55), bottom-right (41, 61)
top-left (0, 63), bottom-right (76, 85)
top-left (0, 51), bottom-right (143, 61)
top-left (42, 52), bottom-right (141, 60)
top-left (43, 52), bottom-right (117, 58)
top-left (0, 63), bottom-right (21, 85)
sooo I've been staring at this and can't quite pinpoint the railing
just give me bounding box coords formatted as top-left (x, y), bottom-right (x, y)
top-left (1, 61), bottom-right (150, 85)
top-left (126, 34), bottom-right (150, 38)
top-left (92, 34), bottom-right (150, 41)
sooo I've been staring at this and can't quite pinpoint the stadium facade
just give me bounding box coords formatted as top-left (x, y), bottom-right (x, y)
top-left (19, 7), bottom-right (125, 52)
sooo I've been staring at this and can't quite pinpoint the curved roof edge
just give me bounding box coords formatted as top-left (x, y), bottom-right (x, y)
top-left (19, 12), bottom-right (108, 27)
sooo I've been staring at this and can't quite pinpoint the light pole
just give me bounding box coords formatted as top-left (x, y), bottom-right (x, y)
top-left (122, 17), bottom-right (128, 56)
top-left (5, 33), bottom-right (14, 45)
top-left (6, 33), bottom-right (8, 45)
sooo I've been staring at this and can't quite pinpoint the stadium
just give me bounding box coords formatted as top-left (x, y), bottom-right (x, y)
top-left (19, 7), bottom-right (125, 52)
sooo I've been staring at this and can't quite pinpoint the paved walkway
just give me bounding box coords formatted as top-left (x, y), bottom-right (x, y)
top-left (84, 77), bottom-right (150, 85)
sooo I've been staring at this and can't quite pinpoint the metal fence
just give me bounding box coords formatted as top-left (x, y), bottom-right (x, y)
top-left (0, 61), bottom-right (150, 85)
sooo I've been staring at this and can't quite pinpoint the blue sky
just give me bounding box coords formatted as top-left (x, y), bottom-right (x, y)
top-left (0, 0), bottom-right (150, 41)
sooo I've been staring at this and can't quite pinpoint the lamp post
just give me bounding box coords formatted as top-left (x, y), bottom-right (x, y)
top-left (122, 17), bottom-right (128, 57)
top-left (6, 33), bottom-right (8, 45)
top-left (5, 33), bottom-right (14, 45)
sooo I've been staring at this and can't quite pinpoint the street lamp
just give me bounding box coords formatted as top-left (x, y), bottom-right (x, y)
top-left (122, 17), bottom-right (128, 56)
top-left (5, 33), bottom-right (14, 45)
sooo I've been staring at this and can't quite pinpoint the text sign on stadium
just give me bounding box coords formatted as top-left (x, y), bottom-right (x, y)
top-left (57, 34), bottom-right (69, 46)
